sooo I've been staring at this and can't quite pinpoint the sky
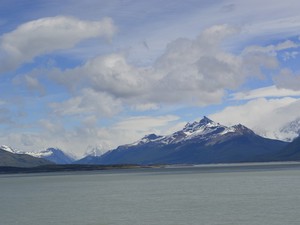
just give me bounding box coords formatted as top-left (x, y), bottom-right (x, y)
top-left (1, 0), bottom-right (300, 157)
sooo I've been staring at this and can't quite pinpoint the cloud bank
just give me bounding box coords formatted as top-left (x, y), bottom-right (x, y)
top-left (48, 24), bottom-right (280, 120)
top-left (210, 97), bottom-right (300, 141)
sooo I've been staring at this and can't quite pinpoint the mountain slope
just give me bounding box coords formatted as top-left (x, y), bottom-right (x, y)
top-left (0, 146), bottom-right (52, 167)
top-left (273, 136), bottom-right (300, 161)
top-left (77, 117), bottom-right (287, 165)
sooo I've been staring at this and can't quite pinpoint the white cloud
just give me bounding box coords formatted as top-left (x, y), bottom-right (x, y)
top-left (35, 24), bottom-right (290, 152)
top-left (241, 15), bottom-right (300, 39)
top-left (273, 69), bottom-right (300, 91)
top-left (49, 53), bottom-right (149, 98)
top-left (39, 119), bottom-right (65, 134)
top-left (0, 16), bottom-right (117, 72)
top-left (210, 97), bottom-right (300, 140)
top-left (282, 51), bottom-right (299, 61)
top-left (110, 0), bottom-right (300, 65)
top-left (243, 40), bottom-right (300, 56)
top-left (231, 85), bottom-right (300, 100)
top-left (50, 88), bottom-right (122, 118)
top-left (13, 74), bottom-right (46, 96)
top-left (132, 103), bottom-right (159, 111)
top-left (114, 115), bottom-right (179, 133)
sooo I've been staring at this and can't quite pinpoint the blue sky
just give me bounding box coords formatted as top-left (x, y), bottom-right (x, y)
top-left (1, 0), bottom-right (300, 156)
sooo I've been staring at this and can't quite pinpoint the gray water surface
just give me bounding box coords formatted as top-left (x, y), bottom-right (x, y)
top-left (1, 164), bottom-right (300, 225)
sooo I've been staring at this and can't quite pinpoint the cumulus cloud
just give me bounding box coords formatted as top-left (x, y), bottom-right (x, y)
top-left (49, 24), bottom-right (280, 115)
top-left (51, 53), bottom-right (148, 97)
top-left (0, 16), bottom-right (117, 72)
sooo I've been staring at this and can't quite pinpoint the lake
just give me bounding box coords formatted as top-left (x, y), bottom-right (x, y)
top-left (1, 162), bottom-right (300, 225)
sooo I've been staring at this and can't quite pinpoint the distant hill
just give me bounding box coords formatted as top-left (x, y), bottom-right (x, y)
top-left (0, 146), bottom-right (52, 167)
top-left (77, 117), bottom-right (288, 165)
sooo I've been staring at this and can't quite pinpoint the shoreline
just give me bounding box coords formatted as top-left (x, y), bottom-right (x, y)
top-left (0, 164), bottom-right (156, 174)
top-left (1, 161), bottom-right (300, 174)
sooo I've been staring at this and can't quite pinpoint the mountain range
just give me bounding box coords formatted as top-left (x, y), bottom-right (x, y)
top-left (0, 145), bottom-right (52, 167)
top-left (1, 116), bottom-right (300, 168)
top-left (77, 117), bottom-right (289, 165)
top-left (0, 146), bottom-right (75, 166)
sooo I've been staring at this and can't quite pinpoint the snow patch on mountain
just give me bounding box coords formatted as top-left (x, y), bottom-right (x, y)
top-left (0, 145), bottom-right (23, 154)
top-left (26, 150), bottom-right (53, 158)
top-left (0, 145), bottom-right (15, 153)
top-left (129, 134), bottom-right (164, 146)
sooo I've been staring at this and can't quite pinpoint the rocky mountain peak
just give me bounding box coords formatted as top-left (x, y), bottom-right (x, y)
top-left (183, 116), bottom-right (218, 133)
top-left (199, 116), bottom-right (214, 126)
top-left (232, 124), bottom-right (255, 135)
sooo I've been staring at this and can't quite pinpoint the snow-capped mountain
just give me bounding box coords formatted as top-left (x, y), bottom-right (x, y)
top-left (125, 117), bottom-right (255, 147)
top-left (255, 118), bottom-right (300, 142)
top-left (0, 145), bottom-right (52, 167)
top-left (79, 147), bottom-right (106, 164)
top-left (278, 118), bottom-right (300, 141)
top-left (77, 117), bottom-right (287, 165)
top-left (25, 148), bottom-right (75, 164)
top-left (84, 146), bottom-right (105, 157)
